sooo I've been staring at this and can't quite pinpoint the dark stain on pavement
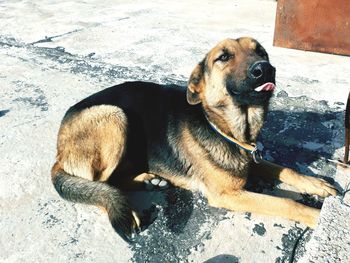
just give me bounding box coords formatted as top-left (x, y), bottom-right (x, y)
top-left (204, 254), bottom-right (240, 263)
top-left (12, 86), bottom-right (49, 111)
top-left (275, 225), bottom-right (312, 263)
top-left (253, 223), bottom-right (266, 236)
top-left (0, 109), bottom-right (10, 117)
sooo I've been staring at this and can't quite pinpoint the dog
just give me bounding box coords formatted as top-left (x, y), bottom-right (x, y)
top-left (51, 37), bottom-right (337, 242)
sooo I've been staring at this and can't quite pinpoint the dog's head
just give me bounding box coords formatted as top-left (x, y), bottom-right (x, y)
top-left (187, 37), bottom-right (275, 107)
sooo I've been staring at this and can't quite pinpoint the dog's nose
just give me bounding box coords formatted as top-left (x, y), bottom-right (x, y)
top-left (248, 61), bottom-right (275, 82)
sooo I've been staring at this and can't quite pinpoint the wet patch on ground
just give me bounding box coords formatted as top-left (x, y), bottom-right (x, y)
top-left (252, 223), bottom-right (266, 236)
top-left (0, 36), bottom-right (186, 87)
top-left (11, 81), bottom-right (49, 111)
top-left (291, 76), bottom-right (320, 84)
top-left (275, 225), bottom-right (312, 263)
top-left (204, 254), bottom-right (240, 263)
top-left (0, 109), bottom-right (10, 117)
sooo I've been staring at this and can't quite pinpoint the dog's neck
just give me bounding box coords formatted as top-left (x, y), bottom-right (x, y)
top-left (202, 103), bottom-right (266, 144)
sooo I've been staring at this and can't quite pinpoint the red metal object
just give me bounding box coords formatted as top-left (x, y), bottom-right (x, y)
top-left (274, 0), bottom-right (350, 56)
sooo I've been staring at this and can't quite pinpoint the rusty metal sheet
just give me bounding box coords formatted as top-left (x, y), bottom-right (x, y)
top-left (274, 0), bottom-right (350, 56)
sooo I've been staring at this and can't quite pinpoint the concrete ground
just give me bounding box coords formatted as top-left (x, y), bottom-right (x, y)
top-left (1, 0), bottom-right (349, 262)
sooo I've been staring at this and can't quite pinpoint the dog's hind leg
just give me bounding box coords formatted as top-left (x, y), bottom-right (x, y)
top-left (250, 160), bottom-right (337, 197)
top-left (51, 105), bottom-right (139, 242)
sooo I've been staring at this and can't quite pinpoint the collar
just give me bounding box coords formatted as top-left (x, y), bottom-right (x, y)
top-left (204, 114), bottom-right (262, 163)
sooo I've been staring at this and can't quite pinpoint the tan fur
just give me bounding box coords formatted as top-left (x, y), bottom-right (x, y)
top-left (251, 160), bottom-right (336, 197)
top-left (247, 105), bottom-right (266, 141)
top-left (179, 121), bottom-right (247, 194)
top-left (207, 190), bottom-right (320, 228)
top-left (54, 105), bottom-right (127, 182)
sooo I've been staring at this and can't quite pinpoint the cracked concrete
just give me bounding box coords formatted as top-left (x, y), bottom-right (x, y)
top-left (1, 0), bottom-right (350, 262)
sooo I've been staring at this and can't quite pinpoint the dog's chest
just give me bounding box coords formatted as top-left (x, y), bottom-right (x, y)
top-left (177, 121), bottom-right (251, 176)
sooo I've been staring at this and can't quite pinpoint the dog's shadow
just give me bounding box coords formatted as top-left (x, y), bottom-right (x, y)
top-left (263, 95), bottom-right (344, 174)
top-left (248, 95), bottom-right (344, 210)
top-left (126, 187), bottom-right (195, 234)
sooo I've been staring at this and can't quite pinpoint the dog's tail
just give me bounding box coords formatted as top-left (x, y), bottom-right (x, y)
top-left (51, 165), bottom-right (139, 242)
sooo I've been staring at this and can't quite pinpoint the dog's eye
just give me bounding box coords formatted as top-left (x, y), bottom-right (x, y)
top-left (217, 53), bottom-right (231, 62)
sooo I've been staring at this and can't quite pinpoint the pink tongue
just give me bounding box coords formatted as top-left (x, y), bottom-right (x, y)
top-left (254, 82), bottom-right (275, 92)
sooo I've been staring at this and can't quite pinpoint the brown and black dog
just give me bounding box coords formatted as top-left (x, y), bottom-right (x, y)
top-left (51, 37), bottom-right (337, 242)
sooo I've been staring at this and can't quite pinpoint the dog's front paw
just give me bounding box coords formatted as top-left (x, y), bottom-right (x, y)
top-left (299, 176), bottom-right (337, 197)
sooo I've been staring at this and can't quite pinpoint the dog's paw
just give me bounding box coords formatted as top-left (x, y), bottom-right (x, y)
top-left (299, 176), bottom-right (338, 197)
top-left (144, 177), bottom-right (169, 190)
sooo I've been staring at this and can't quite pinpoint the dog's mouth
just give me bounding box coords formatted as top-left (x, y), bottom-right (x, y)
top-left (226, 77), bottom-right (275, 105)
top-left (254, 82), bottom-right (275, 92)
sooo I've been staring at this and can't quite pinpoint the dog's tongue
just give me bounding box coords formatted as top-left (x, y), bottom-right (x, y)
top-left (254, 82), bottom-right (275, 92)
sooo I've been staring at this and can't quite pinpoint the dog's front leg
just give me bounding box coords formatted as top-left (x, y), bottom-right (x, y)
top-left (206, 190), bottom-right (320, 228)
top-left (250, 160), bottom-right (337, 197)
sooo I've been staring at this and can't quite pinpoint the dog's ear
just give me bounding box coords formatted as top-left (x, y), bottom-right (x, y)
top-left (187, 60), bottom-right (205, 105)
